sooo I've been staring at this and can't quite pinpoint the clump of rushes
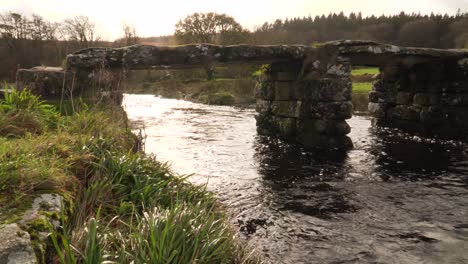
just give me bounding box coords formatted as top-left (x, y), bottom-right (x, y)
top-left (0, 85), bottom-right (59, 137)
top-left (0, 87), bottom-right (259, 263)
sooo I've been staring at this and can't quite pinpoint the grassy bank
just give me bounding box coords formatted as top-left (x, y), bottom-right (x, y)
top-left (0, 87), bottom-right (258, 263)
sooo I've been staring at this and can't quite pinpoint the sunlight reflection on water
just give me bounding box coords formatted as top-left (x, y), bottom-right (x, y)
top-left (124, 94), bottom-right (468, 264)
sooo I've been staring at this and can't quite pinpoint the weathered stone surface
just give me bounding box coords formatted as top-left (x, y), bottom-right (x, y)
top-left (396, 92), bottom-right (412, 105)
top-left (67, 44), bottom-right (313, 70)
top-left (368, 47), bottom-right (468, 139)
top-left (254, 82), bottom-right (274, 100)
top-left (443, 108), bottom-right (468, 127)
top-left (269, 60), bottom-right (303, 72)
top-left (368, 91), bottom-right (386, 103)
top-left (255, 100), bottom-right (272, 114)
top-left (442, 81), bottom-right (468, 93)
top-left (16, 67), bottom-right (72, 97)
top-left (272, 116), bottom-right (298, 136)
top-left (66, 41), bottom-right (468, 72)
top-left (420, 106), bottom-right (445, 125)
top-left (296, 78), bottom-right (352, 102)
top-left (296, 133), bottom-right (353, 150)
top-left (388, 105), bottom-right (421, 121)
top-left (413, 93), bottom-right (439, 106)
top-left (270, 71), bottom-right (298, 81)
top-left (16, 66), bottom-right (125, 102)
top-left (327, 40), bottom-right (468, 67)
top-left (271, 101), bottom-right (301, 118)
top-left (256, 114), bottom-right (352, 149)
top-left (0, 224), bottom-right (37, 264)
top-left (368, 103), bottom-right (387, 118)
top-left (441, 93), bottom-right (468, 106)
top-left (326, 63), bottom-right (351, 77)
top-left (66, 47), bottom-right (108, 69)
top-left (20, 194), bottom-right (63, 229)
top-left (380, 66), bottom-right (402, 81)
top-left (459, 58), bottom-right (468, 71)
top-left (304, 101), bottom-right (353, 120)
top-left (273, 82), bottom-right (295, 101)
top-left (372, 79), bottom-right (398, 93)
top-left (20, 194), bottom-right (64, 263)
top-left (297, 119), bottom-right (350, 135)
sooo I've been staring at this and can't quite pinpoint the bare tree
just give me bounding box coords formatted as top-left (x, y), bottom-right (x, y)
top-left (0, 12), bottom-right (57, 41)
top-left (0, 12), bottom-right (28, 39)
top-left (60, 16), bottom-right (100, 47)
top-left (122, 23), bottom-right (139, 46)
top-left (30, 14), bottom-right (58, 40)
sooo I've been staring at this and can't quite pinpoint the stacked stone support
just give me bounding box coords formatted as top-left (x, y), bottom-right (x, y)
top-left (369, 58), bottom-right (468, 138)
top-left (16, 66), bottom-right (125, 104)
top-left (16, 67), bottom-right (73, 97)
top-left (255, 54), bottom-right (353, 149)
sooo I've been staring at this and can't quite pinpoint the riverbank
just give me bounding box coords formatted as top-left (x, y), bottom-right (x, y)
top-left (126, 78), bottom-right (257, 106)
top-left (0, 87), bottom-right (259, 263)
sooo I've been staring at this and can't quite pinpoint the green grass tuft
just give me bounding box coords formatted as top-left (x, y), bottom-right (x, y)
top-left (352, 82), bottom-right (373, 93)
top-left (0, 85), bottom-right (59, 137)
top-left (351, 67), bottom-right (379, 76)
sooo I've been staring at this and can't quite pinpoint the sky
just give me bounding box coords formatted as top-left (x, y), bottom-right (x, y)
top-left (1, 0), bottom-right (467, 40)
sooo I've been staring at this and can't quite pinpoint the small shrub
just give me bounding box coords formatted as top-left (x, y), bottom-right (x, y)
top-left (0, 86), bottom-right (59, 137)
top-left (200, 92), bottom-right (236, 105)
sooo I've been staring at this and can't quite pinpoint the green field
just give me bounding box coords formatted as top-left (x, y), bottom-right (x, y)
top-left (351, 67), bottom-right (379, 76)
top-left (353, 82), bottom-right (373, 93)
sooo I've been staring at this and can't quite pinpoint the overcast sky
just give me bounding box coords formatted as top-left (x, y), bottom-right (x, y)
top-left (1, 0), bottom-right (467, 40)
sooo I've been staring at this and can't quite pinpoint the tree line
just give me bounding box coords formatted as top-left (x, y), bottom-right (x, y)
top-left (1, 10), bottom-right (467, 81)
top-left (251, 11), bottom-right (468, 48)
top-left (174, 11), bottom-right (468, 49)
top-left (0, 12), bottom-right (138, 80)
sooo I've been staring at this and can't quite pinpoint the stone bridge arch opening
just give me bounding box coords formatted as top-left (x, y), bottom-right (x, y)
top-left (16, 40), bottom-right (468, 149)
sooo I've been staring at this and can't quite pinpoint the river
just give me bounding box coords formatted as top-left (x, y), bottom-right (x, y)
top-left (123, 94), bottom-right (468, 264)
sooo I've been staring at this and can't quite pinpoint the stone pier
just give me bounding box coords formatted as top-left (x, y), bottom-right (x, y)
top-left (369, 58), bottom-right (468, 138)
top-left (255, 54), bottom-right (353, 149)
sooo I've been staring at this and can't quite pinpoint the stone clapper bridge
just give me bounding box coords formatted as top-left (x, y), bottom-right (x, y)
top-left (17, 40), bottom-right (468, 149)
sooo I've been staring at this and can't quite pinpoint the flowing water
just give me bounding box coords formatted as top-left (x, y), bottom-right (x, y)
top-left (123, 94), bottom-right (468, 264)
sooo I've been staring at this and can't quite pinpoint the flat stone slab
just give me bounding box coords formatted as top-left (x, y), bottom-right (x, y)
top-left (325, 40), bottom-right (468, 66)
top-left (65, 41), bottom-right (468, 70)
top-left (67, 44), bottom-right (313, 70)
top-left (16, 67), bottom-right (71, 97)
